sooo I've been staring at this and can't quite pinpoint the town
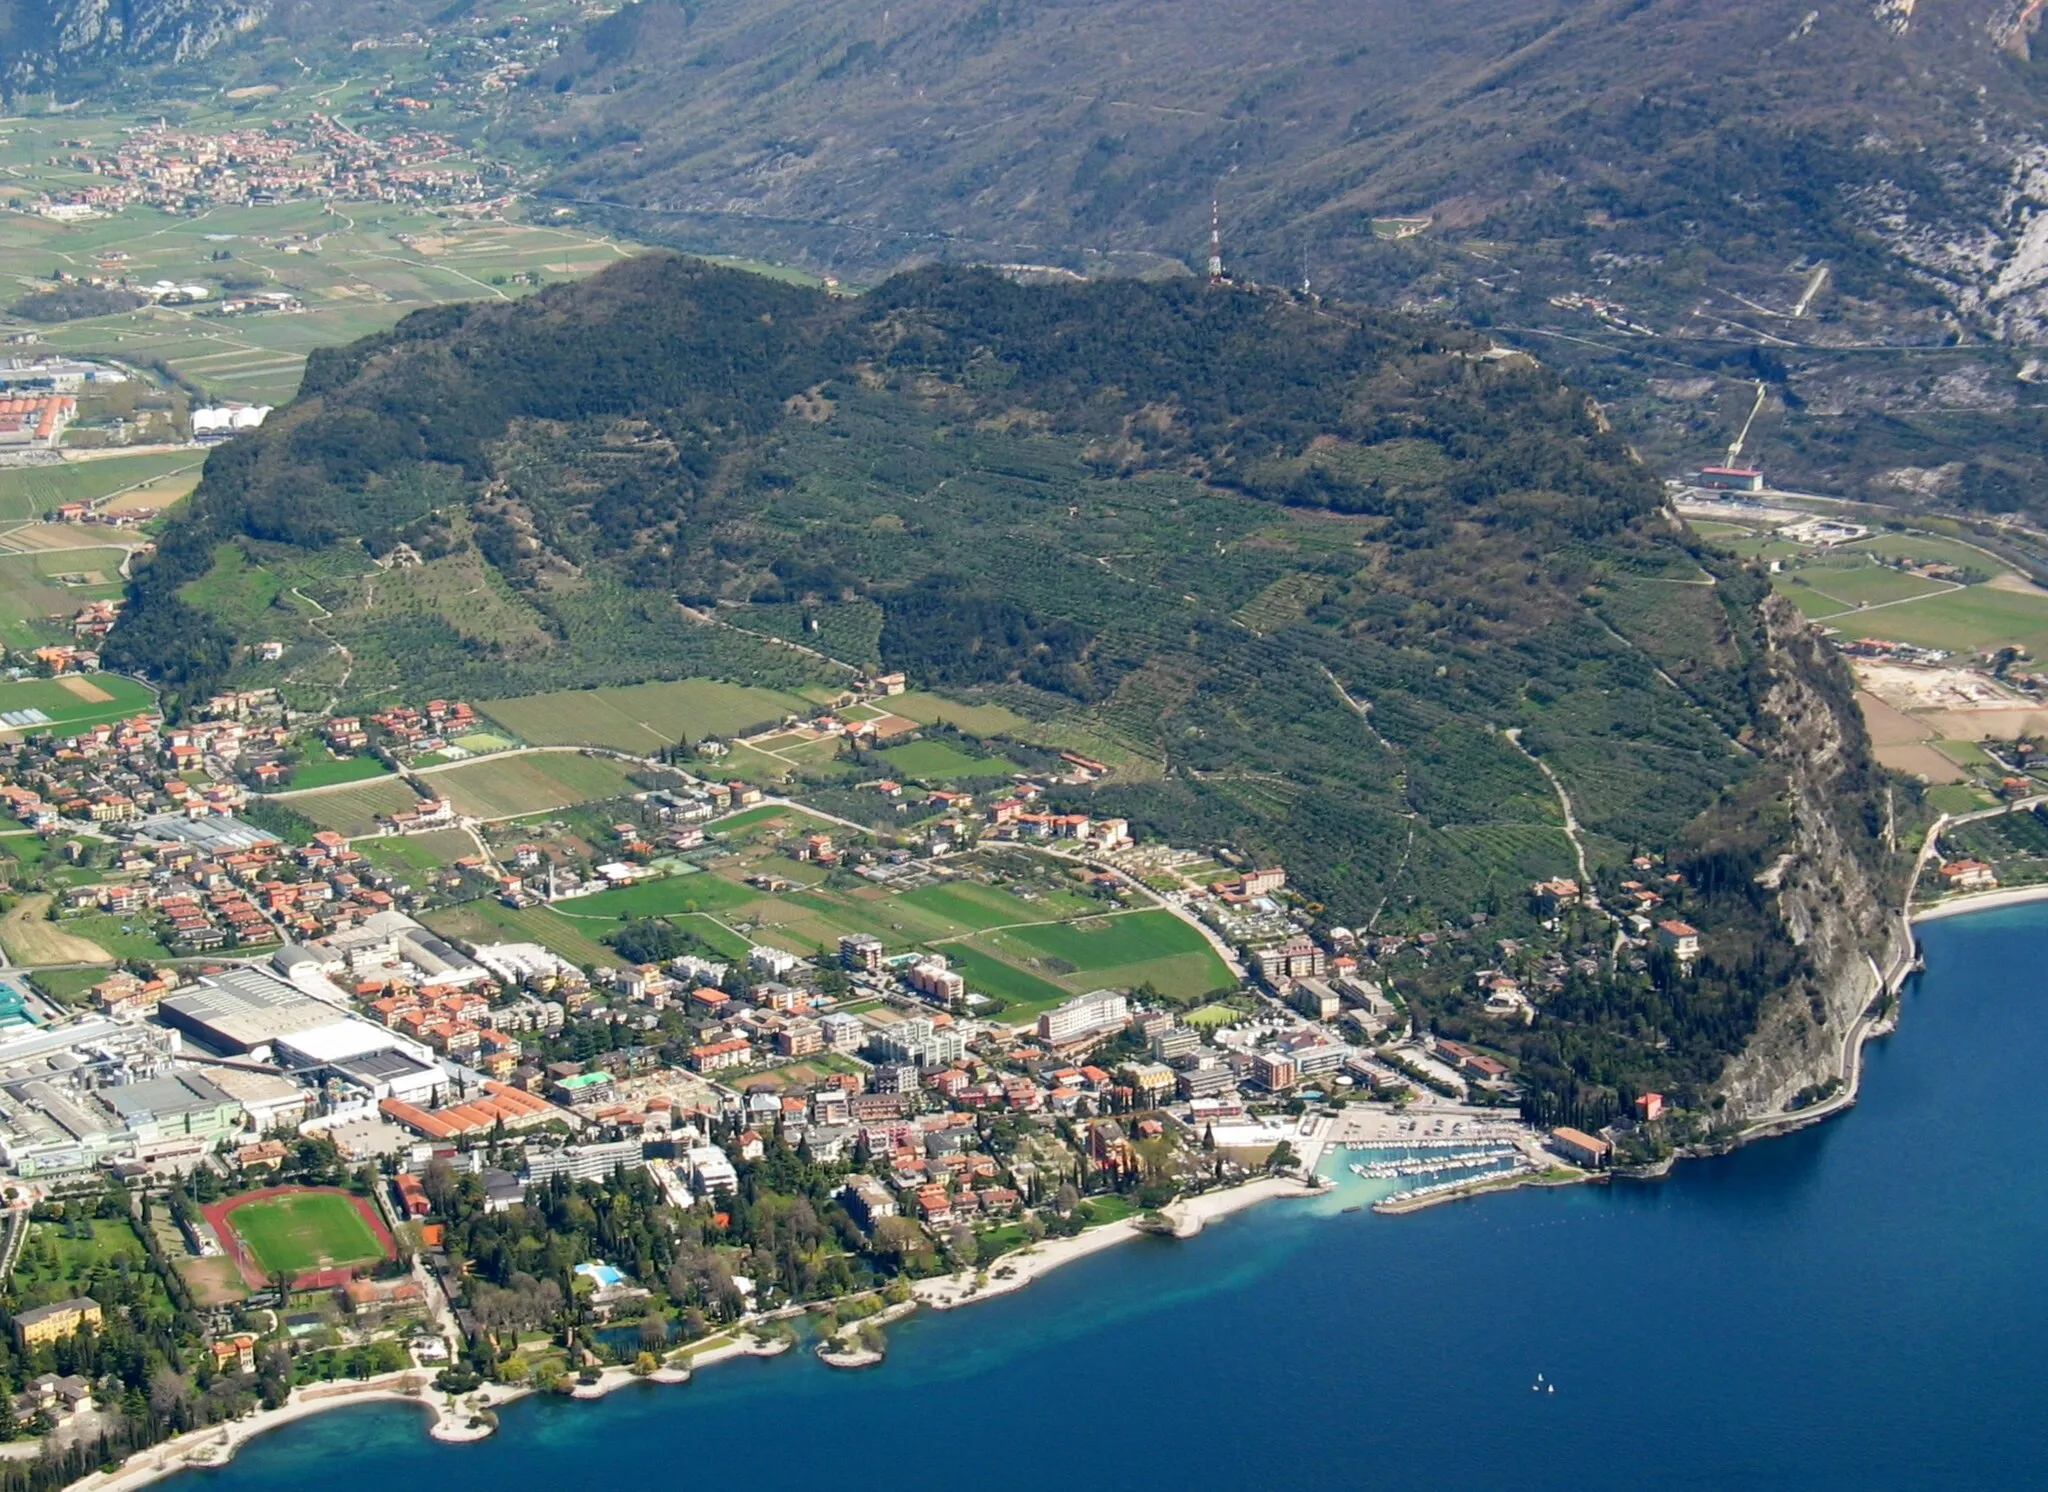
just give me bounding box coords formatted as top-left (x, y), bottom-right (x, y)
top-left (26, 117), bottom-right (491, 219)
top-left (0, 641), bottom-right (1701, 1475)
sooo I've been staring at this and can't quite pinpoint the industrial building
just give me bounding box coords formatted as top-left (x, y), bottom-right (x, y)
top-left (157, 969), bottom-right (334, 1057)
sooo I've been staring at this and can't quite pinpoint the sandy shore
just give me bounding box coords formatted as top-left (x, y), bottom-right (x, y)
top-left (1910, 882), bottom-right (2048, 922)
top-left (914, 1174), bottom-right (1322, 1311)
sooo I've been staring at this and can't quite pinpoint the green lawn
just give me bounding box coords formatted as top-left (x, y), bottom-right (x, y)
top-left (11, 1217), bottom-right (169, 1315)
top-left (226, 1191), bottom-right (388, 1275)
top-left (0, 453), bottom-right (201, 522)
top-left (975, 909), bottom-right (1236, 1004)
top-left (671, 912), bottom-right (755, 960)
top-left (0, 549), bottom-right (132, 650)
top-left (877, 740), bottom-right (1021, 780)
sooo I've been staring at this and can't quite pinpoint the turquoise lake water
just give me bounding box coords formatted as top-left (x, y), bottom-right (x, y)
top-left (169, 903), bottom-right (2048, 1489)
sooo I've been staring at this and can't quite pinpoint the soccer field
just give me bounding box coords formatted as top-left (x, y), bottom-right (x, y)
top-left (224, 1189), bottom-right (390, 1276)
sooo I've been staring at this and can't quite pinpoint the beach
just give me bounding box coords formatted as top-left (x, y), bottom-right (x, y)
top-left (914, 1173), bottom-right (1321, 1311)
top-left (1909, 881), bottom-right (2048, 922)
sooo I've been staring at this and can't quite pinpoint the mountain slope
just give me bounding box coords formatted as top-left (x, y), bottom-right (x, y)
top-left (515, 0), bottom-right (2039, 318)
top-left (108, 252), bottom-right (1907, 1126)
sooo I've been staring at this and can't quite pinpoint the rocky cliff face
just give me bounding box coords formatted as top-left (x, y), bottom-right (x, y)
top-left (1715, 597), bottom-right (1910, 1123)
top-left (2, 0), bottom-right (267, 93)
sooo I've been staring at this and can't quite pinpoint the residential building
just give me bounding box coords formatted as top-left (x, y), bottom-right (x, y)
top-left (14, 1297), bottom-right (101, 1348)
top-left (1037, 990), bottom-right (1129, 1047)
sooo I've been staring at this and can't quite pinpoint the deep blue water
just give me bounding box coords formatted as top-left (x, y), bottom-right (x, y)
top-left (175, 906), bottom-right (2048, 1490)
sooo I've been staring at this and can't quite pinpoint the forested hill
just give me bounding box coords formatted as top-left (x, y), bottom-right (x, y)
top-left (111, 252), bottom-right (1902, 1118)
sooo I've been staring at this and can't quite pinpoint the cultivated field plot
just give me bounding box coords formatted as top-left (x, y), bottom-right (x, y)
top-left (894, 879), bottom-right (1088, 931)
top-left (480, 679), bottom-right (810, 751)
top-left (427, 751), bottom-right (639, 818)
top-left (551, 871), bottom-right (759, 924)
top-left (102, 468), bottom-right (202, 517)
top-left (878, 739), bottom-right (1021, 780)
top-left (0, 672), bottom-right (156, 735)
top-left (287, 756), bottom-right (393, 790)
top-left (940, 943), bottom-right (1073, 1016)
top-left (885, 692), bottom-right (1031, 736)
top-left (0, 156), bottom-right (643, 404)
top-left (354, 828), bottom-right (476, 876)
top-left (296, 778), bottom-right (422, 836)
top-left (206, 1186), bottom-right (394, 1287)
top-left (1774, 564), bottom-right (1954, 619)
top-left (1850, 533), bottom-right (2007, 573)
top-left (0, 894), bottom-right (112, 963)
top-left (0, 548), bottom-right (130, 649)
top-left (1841, 586), bottom-right (2048, 659)
top-left (0, 453), bottom-right (201, 523)
top-left (422, 899), bottom-right (617, 968)
top-left (971, 909), bottom-right (1235, 1004)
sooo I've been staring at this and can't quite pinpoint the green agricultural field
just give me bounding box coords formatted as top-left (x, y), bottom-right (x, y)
top-left (878, 740), bottom-right (1021, 780)
top-left (1925, 783), bottom-right (1998, 815)
top-left (422, 899), bottom-right (617, 968)
top-left (1839, 585), bottom-right (2048, 658)
top-left (286, 756), bottom-right (393, 790)
top-left (0, 548), bottom-right (131, 649)
top-left (995, 909), bottom-right (1215, 971)
top-left (1777, 564), bottom-right (1953, 615)
top-left (61, 913), bottom-right (177, 960)
top-left (942, 943), bottom-right (1076, 1018)
top-left (426, 751), bottom-right (639, 819)
top-left (672, 912), bottom-right (755, 960)
top-left (973, 908), bottom-right (1236, 1004)
top-left (225, 1191), bottom-right (388, 1276)
top-left (711, 803), bottom-right (839, 837)
top-left (0, 673), bottom-right (156, 735)
top-left (295, 778), bottom-right (422, 836)
top-left (1849, 533), bottom-right (2007, 574)
top-left (480, 679), bottom-right (811, 751)
top-left (885, 692), bottom-right (1032, 736)
top-left (551, 871), bottom-right (760, 922)
top-left (353, 829), bottom-right (476, 875)
top-left (0, 180), bottom-right (647, 404)
top-left (0, 452), bottom-right (202, 523)
top-left (896, 879), bottom-right (1087, 932)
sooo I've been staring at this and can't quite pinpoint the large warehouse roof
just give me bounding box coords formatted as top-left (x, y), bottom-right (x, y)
top-left (157, 969), bottom-right (332, 1054)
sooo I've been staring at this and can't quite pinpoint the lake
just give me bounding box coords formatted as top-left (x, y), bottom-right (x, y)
top-left (168, 902), bottom-right (2048, 1490)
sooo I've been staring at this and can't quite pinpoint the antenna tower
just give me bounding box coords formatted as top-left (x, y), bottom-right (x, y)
top-left (1207, 197), bottom-right (1224, 284)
